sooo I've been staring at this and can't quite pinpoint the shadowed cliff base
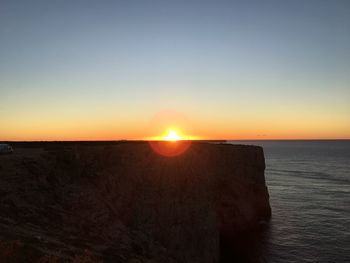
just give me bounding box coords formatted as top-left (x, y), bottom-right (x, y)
top-left (0, 141), bottom-right (271, 262)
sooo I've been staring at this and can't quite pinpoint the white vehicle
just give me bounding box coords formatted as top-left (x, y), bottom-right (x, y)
top-left (0, 144), bottom-right (13, 154)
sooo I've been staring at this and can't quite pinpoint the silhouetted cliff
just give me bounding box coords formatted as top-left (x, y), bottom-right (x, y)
top-left (0, 142), bottom-right (271, 262)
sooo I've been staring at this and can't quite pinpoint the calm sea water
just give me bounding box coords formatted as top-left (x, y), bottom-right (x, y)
top-left (229, 140), bottom-right (350, 263)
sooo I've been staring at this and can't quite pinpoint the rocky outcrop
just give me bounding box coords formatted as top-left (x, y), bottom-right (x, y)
top-left (0, 142), bottom-right (271, 262)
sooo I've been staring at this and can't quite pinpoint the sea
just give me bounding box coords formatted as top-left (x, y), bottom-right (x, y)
top-left (229, 140), bottom-right (350, 263)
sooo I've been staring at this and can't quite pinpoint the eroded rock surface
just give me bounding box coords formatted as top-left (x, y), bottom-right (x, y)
top-left (0, 142), bottom-right (271, 262)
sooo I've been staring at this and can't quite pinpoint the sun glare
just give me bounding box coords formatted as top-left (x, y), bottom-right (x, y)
top-left (164, 130), bottom-right (181, 141)
top-left (148, 128), bottom-right (193, 157)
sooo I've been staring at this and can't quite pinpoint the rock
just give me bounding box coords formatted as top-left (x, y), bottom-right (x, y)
top-left (0, 142), bottom-right (271, 262)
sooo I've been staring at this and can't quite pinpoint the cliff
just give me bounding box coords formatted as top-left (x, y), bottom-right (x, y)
top-left (0, 142), bottom-right (271, 262)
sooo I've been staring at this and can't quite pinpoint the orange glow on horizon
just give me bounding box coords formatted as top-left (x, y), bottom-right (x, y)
top-left (0, 110), bottom-right (349, 141)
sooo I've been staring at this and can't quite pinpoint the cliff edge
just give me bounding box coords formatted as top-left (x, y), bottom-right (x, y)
top-left (0, 142), bottom-right (271, 262)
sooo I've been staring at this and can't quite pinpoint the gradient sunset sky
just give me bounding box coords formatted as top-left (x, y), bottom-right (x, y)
top-left (1, 0), bottom-right (349, 140)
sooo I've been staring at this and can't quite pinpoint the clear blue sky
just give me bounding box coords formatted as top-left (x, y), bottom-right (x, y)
top-left (1, 0), bottom-right (349, 140)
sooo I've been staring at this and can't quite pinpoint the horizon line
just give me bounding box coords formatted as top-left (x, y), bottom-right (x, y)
top-left (1, 138), bottom-right (350, 143)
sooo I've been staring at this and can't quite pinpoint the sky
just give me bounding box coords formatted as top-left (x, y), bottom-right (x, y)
top-left (1, 0), bottom-right (349, 140)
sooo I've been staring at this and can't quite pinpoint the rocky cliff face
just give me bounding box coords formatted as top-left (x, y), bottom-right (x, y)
top-left (0, 142), bottom-right (271, 262)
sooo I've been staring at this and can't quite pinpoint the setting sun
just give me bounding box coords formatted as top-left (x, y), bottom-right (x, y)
top-left (164, 130), bottom-right (181, 141)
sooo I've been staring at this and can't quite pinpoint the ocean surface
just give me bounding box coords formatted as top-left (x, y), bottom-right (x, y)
top-left (229, 140), bottom-right (350, 263)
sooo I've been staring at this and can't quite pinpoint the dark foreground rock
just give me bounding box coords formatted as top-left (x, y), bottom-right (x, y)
top-left (0, 142), bottom-right (271, 262)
